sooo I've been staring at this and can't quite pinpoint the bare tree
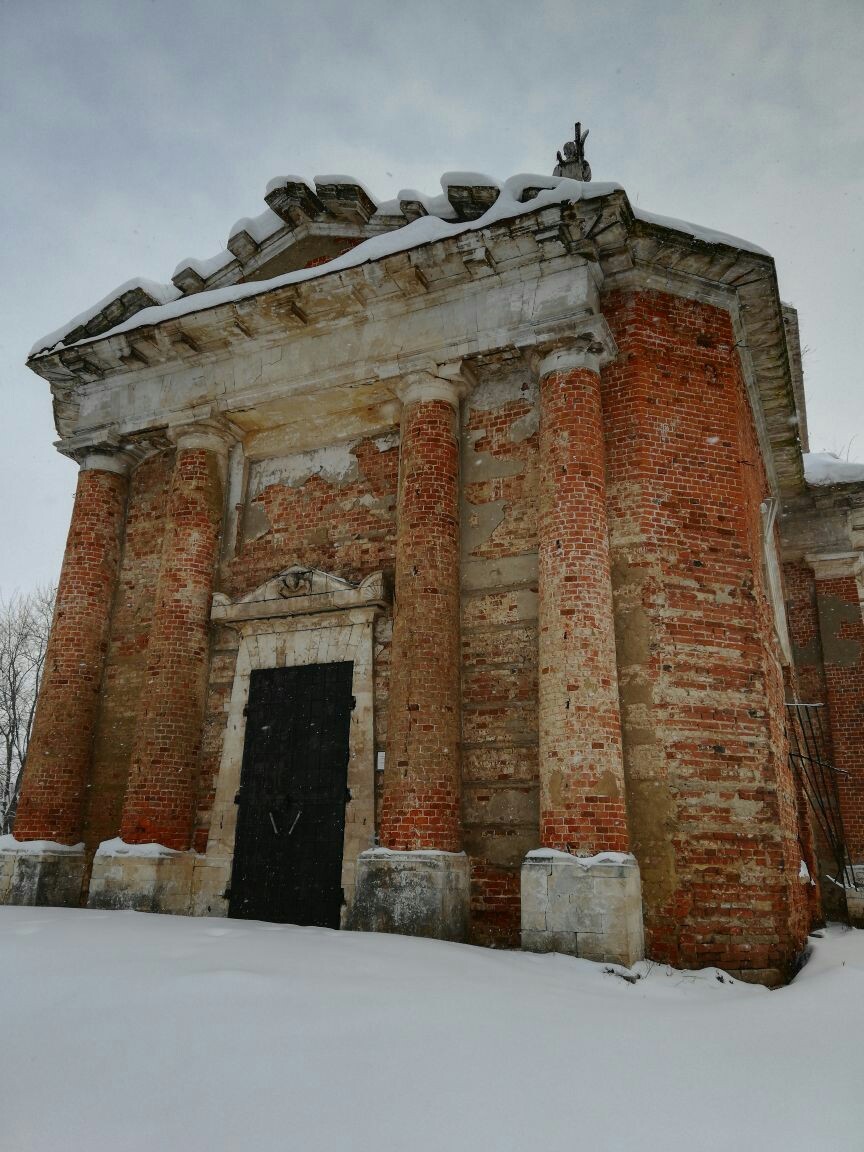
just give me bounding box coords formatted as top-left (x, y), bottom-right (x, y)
top-left (0, 585), bottom-right (55, 834)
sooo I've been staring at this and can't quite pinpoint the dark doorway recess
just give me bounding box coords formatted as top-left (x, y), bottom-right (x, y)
top-left (229, 661), bottom-right (354, 927)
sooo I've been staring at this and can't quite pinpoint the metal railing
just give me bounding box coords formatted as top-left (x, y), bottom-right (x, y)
top-left (786, 702), bottom-right (857, 889)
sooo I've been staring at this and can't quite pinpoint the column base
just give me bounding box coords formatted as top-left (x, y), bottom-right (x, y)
top-left (521, 849), bottom-right (644, 967)
top-left (87, 839), bottom-right (196, 914)
top-left (0, 838), bottom-right (85, 907)
top-left (349, 848), bottom-right (469, 941)
top-left (844, 886), bottom-right (864, 928)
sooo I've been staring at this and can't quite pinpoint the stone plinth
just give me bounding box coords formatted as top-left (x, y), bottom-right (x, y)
top-left (87, 840), bottom-right (197, 914)
top-left (521, 848), bottom-right (644, 967)
top-left (0, 838), bottom-right (85, 907)
top-left (350, 849), bottom-right (469, 941)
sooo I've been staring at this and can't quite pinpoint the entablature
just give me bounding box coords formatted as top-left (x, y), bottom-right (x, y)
top-left (31, 183), bottom-right (802, 499)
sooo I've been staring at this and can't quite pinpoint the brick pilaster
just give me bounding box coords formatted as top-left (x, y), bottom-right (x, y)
top-left (536, 343), bottom-right (629, 854)
top-left (119, 429), bottom-right (229, 849)
top-left (15, 453), bottom-right (129, 843)
top-left (808, 553), bottom-right (864, 859)
top-left (378, 374), bottom-right (463, 852)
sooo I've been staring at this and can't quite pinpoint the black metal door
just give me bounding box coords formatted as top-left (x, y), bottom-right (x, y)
top-left (229, 661), bottom-right (353, 927)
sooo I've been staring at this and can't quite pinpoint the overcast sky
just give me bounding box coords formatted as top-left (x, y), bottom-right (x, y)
top-left (1, 0), bottom-right (862, 593)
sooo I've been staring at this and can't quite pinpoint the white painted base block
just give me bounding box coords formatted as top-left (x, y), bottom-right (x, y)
top-left (0, 845), bottom-right (85, 907)
top-left (350, 849), bottom-right (470, 941)
top-left (845, 887), bottom-right (864, 928)
top-left (88, 849), bottom-right (198, 914)
top-left (521, 850), bottom-right (645, 966)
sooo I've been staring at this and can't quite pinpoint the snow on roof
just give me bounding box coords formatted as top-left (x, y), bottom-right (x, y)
top-left (172, 248), bottom-right (236, 282)
top-left (313, 174), bottom-right (379, 204)
top-left (29, 168), bottom-right (772, 360)
top-left (227, 206), bottom-right (284, 245)
top-left (264, 174), bottom-right (311, 195)
top-left (31, 278), bottom-right (181, 358)
top-left (803, 452), bottom-right (864, 487)
top-left (440, 171), bottom-right (499, 188)
top-left (633, 207), bottom-right (771, 257)
top-left (30, 174), bottom-right (622, 357)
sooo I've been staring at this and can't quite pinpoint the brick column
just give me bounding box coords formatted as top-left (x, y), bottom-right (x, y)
top-left (522, 331), bottom-right (643, 966)
top-left (352, 373), bottom-right (468, 940)
top-left (118, 427), bottom-right (229, 851)
top-left (379, 374), bottom-right (463, 851)
top-left (536, 343), bottom-right (628, 854)
top-left (808, 553), bottom-right (864, 873)
top-left (15, 452), bottom-right (129, 845)
top-left (7, 451), bottom-right (129, 907)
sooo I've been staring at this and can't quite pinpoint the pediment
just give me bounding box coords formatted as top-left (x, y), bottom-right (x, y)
top-left (211, 567), bottom-right (388, 624)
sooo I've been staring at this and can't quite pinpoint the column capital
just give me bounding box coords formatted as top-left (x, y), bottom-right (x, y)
top-left (395, 372), bottom-right (469, 410)
top-left (168, 419), bottom-right (237, 459)
top-left (62, 432), bottom-right (162, 476)
top-left (75, 442), bottom-right (151, 476)
top-left (806, 551), bottom-right (864, 581)
top-left (78, 450), bottom-right (133, 477)
top-left (532, 315), bottom-right (618, 378)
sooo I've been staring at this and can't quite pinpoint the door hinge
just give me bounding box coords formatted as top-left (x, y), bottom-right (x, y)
top-left (234, 790), bottom-right (242, 805)
top-left (351, 695), bottom-right (356, 711)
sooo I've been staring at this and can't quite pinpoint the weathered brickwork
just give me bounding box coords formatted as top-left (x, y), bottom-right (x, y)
top-left (461, 373), bottom-right (540, 946)
top-left (82, 453), bottom-right (172, 853)
top-left (227, 435), bottom-right (399, 600)
top-left (602, 289), bottom-right (808, 978)
top-left (813, 574), bottom-right (864, 858)
top-left (191, 435), bottom-right (399, 845)
top-left (781, 562), bottom-right (831, 919)
top-left (120, 445), bottom-right (225, 849)
top-left (15, 466), bottom-right (128, 844)
top-left (379, 397), bottom-right (463, 852)
top-left (538, 359), bottom-right (628, 855)
top-left (784, 563), bottom-right (831, 709)
top-left (192, 625), bottom-right (240, 854)
top-left (17, 175), bottom-right (833, 979)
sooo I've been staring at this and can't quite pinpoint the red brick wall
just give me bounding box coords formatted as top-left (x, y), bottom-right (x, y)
top-left (82, 452), bottom-right (172, 853)
top-left (15, 466), bottom-right (127, 844)
top-left (783, 561), bottom-right (832, 916)
top-left (601, 288), bottom-right (809, 978)
top-left (379, 398), bottom-right (462, 852)
top-left (226, 436), bottom-right (399, 600)
top-left (461, 375), bottom-right (540, 946)
top-left (784, 562), bottom-right (831, 709)
top-left (814, 574), bottom-right (864, 858)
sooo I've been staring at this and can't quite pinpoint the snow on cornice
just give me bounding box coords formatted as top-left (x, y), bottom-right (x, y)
top-left (29, 170), bottom-right (770, 360)
top-left (227, 207), bottom-right (284, 245)
top-left (31, 279), bottom-right (182, 359)
top-left (30, 175), bottom-right (620, 357)
top-left (633, 207), bottom-right (771, 257)
top-left (803, 452), bottom-right (864, 487)
top-left (171, 248), bottom-right (236, 283)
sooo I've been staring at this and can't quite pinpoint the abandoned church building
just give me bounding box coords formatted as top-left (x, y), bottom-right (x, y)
top-left (5, 127), bottom-right (864, 985)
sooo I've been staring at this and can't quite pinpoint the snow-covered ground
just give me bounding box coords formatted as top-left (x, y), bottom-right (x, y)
top-left (0, 908), bottom-right (860, 1151)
